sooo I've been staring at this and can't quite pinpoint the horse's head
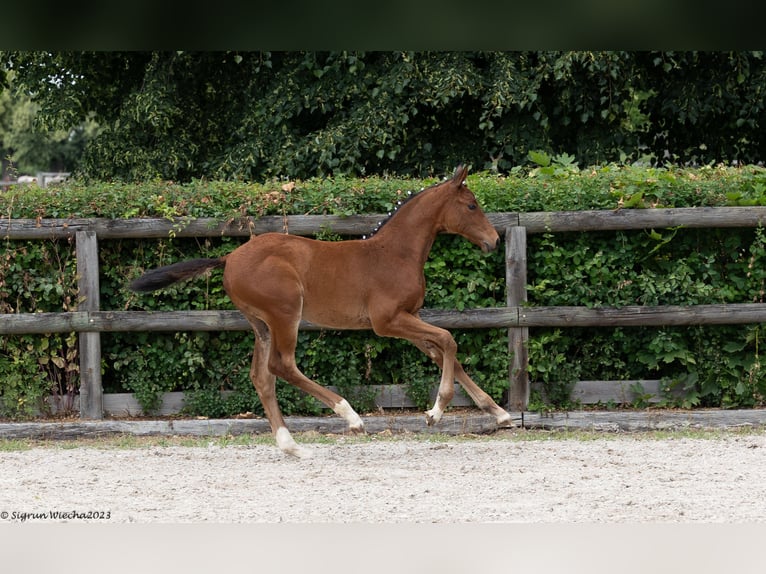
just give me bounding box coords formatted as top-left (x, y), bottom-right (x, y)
top-left (439, 165), bottom-right (500, 253)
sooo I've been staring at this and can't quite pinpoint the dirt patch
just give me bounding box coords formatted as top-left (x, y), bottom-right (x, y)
top-left (2, 430), bottom-right (766, 523)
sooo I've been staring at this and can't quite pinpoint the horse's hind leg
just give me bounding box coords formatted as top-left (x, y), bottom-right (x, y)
top-left (248, 321), bottom-right (311, 458)
top-left (268, 317), bottom-right (365, 434)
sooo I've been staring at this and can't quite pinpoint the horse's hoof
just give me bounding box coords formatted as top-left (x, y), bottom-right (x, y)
top-left (424, 409), bottom-right (441, 426)
top-left (496, 412), bottom-right (515, 428)
top-left (282, 444), bottom-right (313, 459)
top-left (348, 424), bottom-right (366, 435)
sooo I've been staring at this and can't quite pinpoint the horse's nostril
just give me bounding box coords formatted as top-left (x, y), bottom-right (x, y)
top-left (482, 236), bottom-right (500, 253)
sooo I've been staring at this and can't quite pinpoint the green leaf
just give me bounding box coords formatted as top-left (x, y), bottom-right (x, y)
top-left (527, 150), bottom-right (551, 167)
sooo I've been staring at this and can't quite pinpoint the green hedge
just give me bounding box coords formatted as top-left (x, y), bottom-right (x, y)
top-left (3, 161), bottom-right (766, 418)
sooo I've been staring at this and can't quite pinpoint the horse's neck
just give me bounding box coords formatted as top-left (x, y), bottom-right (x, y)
top-left (371, 189), bottom-right (444, 262)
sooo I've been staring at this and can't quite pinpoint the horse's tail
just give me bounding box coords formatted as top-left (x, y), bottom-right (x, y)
top-left (129, 257), bottom-right (226, 292)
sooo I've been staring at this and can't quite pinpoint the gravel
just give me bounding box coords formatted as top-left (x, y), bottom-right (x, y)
top-left (3, 430), bottom-right (766, 523)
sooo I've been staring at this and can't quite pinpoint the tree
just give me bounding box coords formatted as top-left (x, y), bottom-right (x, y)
top-left (3, 51), bottom-right (765, 183)
top-left (0, 66), bottom-right (99, 179)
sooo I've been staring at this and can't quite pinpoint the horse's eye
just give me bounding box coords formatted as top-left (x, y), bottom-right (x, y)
top-left (468, 203), bottom-right (477, 211)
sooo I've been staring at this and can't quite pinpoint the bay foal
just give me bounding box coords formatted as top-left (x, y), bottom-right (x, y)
top-left (131, 166), bottom-right (514, 457)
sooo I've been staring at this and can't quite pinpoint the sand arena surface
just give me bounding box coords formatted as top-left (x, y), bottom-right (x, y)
top-left (2, 430), bottom-right (766, 523)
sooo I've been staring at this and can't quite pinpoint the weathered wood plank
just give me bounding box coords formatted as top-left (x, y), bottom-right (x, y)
top-left (0, 215), bottom-right (388, 239)
top-left (47, 384), bottom-right (476, 418)
top-left (519, 206), bottom-right (766, 233)
top-left (571, 380), bottom-right (663, 404)
top-left (2, 409), bottom-right (766, 441)
top-left (489, 212), bottom-right (521, 231)
top-left (506, 226), bottom-right (529, 411)
top-left (519, 304), bottom-right (766, 327)
top-left (0, 312), bottom-right (91, 334)
top-left (101, 392), bottom-right (188, 417)
top-left (418, 308), bottom-right (518, 329)
top-left (531, 380), bottom-right (664, 405)
top-left (5, 304), bottom-right (766, 335)
top-left (75, 231), bottom-right (103, 420)
top-left (0, 413), bottom-right (505, 439)
top-left (0, 214), bottom-right (521, 240)
top-left (45, 391), bottom-right (190, 418)
top-left (89, 310), bottom-right (254, 332)
top-left (4, 207), bottom-right (766, 240)
top-left (363, 384), bottom-right (473, 408)
top-left (522, 409), bottom-right (766, 431)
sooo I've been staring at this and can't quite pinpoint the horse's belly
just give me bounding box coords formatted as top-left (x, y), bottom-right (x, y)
top-left (302, 304), bottom-right (371, 330)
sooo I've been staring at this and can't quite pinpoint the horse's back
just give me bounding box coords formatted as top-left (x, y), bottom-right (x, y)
top-left (223, 233), bottom-right (374, 329)
top-left (227, 232), bottom-right (365, 274)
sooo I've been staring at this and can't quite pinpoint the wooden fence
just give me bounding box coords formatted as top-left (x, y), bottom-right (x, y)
top-left (4, 206), bottom-right (766, 419)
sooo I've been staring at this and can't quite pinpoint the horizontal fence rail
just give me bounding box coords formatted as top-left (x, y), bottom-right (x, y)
top-left (4, 206), bottom-right (766, 419)
top-left (5, 304), bottom-right (766, 335)
top-left (4, 206), bottom-right (766, 240)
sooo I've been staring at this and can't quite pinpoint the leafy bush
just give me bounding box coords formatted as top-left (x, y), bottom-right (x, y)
top-left (0, 238), bottom-right (79, 418)
top-left (4, 164), bottom-right (766, 417)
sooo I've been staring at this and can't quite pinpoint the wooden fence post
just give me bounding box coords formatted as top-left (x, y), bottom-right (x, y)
top-left (76, 231), bottom-right (103, 419)
top-left (506, 226), bottom-right (529, 412)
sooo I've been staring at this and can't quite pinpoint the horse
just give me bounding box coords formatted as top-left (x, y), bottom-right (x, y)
top-left (130, 165), bottom-right (514, 457)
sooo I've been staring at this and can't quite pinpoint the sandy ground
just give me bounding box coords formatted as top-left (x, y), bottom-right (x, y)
top-left (2, 430), bottom-right (766, 524)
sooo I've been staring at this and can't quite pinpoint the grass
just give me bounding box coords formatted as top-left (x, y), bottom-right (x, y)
top-left (0, 426), bottom-right (763, 452)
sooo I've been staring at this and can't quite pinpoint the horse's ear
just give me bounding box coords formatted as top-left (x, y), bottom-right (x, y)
top-left (452, 165), bottom-right (468, 184)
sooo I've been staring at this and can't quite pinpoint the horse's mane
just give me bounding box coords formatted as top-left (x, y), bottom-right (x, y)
top-left (363, 178), bottom-right (445, 239)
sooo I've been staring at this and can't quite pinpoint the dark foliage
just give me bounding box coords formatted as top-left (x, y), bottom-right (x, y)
top-left (4, 51), bottom-right (765, 181)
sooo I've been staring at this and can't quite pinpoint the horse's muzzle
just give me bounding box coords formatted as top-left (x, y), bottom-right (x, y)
top-left (481, 236), bottom-right (501, 253)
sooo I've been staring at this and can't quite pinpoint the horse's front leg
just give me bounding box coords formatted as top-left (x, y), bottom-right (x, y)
top-left (412, 340), bottom-right (514, 427)
top-left (370, 311), bottom-right (457, 426)
top-left (419, 337), bottom-right (457, 426)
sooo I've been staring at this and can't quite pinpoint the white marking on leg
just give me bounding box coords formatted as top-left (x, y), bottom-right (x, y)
top-left (496, 410), bottom-right (514, 426)
top-left (426, 404), bottom-right (444, 425)
top-left (275, 426), bottom-right (312, 458)
top-left (333, 399), bottom-right (364, 431)
top-left (427, 368), bottom-right (453, 426)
